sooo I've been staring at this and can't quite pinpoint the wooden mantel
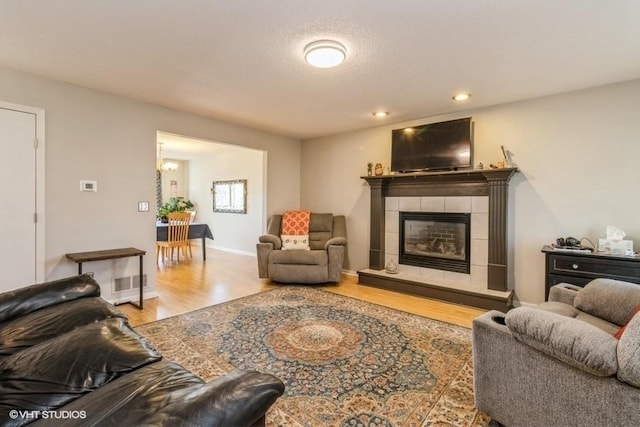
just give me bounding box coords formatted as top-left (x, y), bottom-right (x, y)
top-left (360, 168), bottom-right (518, 310)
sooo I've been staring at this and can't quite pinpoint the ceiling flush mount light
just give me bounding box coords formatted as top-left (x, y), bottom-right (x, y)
top-left (372, 111), bottom-right (389, 118)
top-left (452, 92), bottom-right (472, 102)
top-left (304, 40), bottom-right (347, 68)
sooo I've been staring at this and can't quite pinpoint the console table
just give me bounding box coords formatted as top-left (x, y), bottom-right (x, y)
top-left (65, 247), bottom-right (146, 309)
top-left (541, 245), bottom-right (640, 300)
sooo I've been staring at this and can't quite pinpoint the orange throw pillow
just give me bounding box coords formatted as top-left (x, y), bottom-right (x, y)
top-left (282, 210), bottom-right (311, 235)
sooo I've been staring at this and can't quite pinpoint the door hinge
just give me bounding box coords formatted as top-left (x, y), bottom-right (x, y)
top-left (34, 138), bottom-right (39, 149)
top-left (34, 212), bottom-right (38, 223)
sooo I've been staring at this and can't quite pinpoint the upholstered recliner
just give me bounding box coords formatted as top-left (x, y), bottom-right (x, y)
top-left (257, 213), bottom-right (347, 283)
top-left (473, 278), bottom-right (640, 427)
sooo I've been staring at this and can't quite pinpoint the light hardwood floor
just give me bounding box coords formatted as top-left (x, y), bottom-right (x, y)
top-left (119, 247), bottom-right (486, 328)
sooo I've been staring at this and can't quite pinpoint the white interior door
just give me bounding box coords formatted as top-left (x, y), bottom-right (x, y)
top-left (0, 103), bottom-right (44, 291)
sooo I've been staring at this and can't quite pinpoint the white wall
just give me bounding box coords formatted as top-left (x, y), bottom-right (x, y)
top-left (160, 158), bottom-right (189, 202)
top-left (188, 147), bottom-right (264, 254)
top-left (301, 79), bottom-right (640, 305)
top-left (0, 67), bottom-right (300, 302)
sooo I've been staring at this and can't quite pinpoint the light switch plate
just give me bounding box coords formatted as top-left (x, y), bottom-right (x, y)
top-left (80, 180), bottom-right (97, 192)
top-left (138, 201), bottom-right (150, 212)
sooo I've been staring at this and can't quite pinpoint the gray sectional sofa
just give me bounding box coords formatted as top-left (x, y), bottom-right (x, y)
top-left (473, 278), bottom-right (640, 427)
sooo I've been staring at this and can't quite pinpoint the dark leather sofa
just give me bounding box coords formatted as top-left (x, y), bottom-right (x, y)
top-left (0, 275), bottom-right (284, 426)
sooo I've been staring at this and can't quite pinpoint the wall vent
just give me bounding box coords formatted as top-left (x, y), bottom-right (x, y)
top-left (131, 274), bottom-right (148, 289)
top-left (113, 277), bottom-right (131, 293)
top-left (113, 275), bottom-right (148, 293)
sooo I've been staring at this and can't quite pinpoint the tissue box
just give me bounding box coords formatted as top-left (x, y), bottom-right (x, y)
top-left (598, 239), bottom-right (634, 255)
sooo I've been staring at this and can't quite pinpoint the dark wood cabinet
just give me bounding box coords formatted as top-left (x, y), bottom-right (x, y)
top-left (542, 245), bottom-right (640, 300)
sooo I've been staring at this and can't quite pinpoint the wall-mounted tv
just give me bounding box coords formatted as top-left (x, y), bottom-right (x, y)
top-left (391, 117), bottom-right (473, 173)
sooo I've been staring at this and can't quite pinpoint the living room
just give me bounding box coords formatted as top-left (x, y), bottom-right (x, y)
top-left (1, 2), bottom-right (640, 426)
top-left (3, 71), bottom-right (639, 307)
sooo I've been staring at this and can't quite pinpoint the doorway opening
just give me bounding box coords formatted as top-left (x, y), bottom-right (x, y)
top-left (156, 131), bottom-right (267, 256)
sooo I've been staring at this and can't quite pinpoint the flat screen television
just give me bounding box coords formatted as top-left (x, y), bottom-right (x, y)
top-left (391, 117), bottom-right (473, 172)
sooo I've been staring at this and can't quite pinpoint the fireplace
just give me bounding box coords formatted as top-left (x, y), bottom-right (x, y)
top-left (359, 168), bottom-right (517, 311)
top-left (399, 212), bottom-right (471, 274)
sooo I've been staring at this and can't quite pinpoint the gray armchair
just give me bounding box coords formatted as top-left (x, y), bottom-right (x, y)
top-left (257, 213), bottom-right (347, 283)
top-left (473, 278), bottom-right (640, 427)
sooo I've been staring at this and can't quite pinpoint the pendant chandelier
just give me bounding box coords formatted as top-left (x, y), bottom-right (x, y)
top-left (157, 142), bottom-right (178, 172)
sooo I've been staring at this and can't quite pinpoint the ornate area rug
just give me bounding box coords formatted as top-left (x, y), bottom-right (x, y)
top-left (136, 287), bottom-right (490, 426)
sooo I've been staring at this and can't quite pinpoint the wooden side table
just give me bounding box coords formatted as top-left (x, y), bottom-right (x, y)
top-left (65, 247), bottom-right (146, 309)
top-left (541, 245), bottom-right (640, 300)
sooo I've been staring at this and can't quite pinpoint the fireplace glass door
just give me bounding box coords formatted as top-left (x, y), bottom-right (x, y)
top-left (399, 212), bottom-right (471, 274)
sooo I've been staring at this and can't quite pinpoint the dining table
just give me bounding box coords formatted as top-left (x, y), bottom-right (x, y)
top-left (156, 222), bottom-right (214, 260)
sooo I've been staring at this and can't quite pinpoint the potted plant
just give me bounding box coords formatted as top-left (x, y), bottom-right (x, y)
top-left (157, 197), bottom-right (194, 222)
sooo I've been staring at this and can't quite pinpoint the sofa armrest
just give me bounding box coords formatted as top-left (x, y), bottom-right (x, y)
top-left (505, 307), bottom-right (618, 376)
top-left (28, 364), bottom-right (284, 427)
top-left (472, 310), bottom-right (510, 342)
top-left (0, 274), bottom-right (101, 325)
top-left (146, 370), bottom-right (285, 427)
top-left (324, 236), bottom-right (347, 249)
top-left (259, 234), bottom-right (281, 250)
top-left (472, 310), bottom-right (512, 413)
top-left (548, 282), bottom-right (582, 305)
top-left (256, 242), bottom-right (273, 279)
top-left (327, 244), bottom-right (345, 282)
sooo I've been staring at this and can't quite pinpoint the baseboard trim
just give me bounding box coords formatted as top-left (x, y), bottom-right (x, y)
top-left (210, 245), bottom-right (256, 257)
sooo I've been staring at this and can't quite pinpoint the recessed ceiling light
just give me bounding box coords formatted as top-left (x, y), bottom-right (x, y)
top-left (304, 40), bottom-right (347, 68)
top-left (372, 111), bottom-right (389, 118)
top-left (452, 93), bottom-right (471, 101)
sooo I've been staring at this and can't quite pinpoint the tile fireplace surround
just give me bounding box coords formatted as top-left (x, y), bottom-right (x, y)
top-left (360, 168), bottom-right (518, 311)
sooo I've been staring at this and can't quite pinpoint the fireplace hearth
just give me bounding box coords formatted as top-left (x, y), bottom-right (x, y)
top-left (399, 212), bottom-right (470, 274)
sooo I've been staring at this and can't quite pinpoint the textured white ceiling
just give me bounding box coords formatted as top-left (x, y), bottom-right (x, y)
top-left (157, 131), bottom-right (254, 160)
top-left (1, 1), bottom-right (639, 139)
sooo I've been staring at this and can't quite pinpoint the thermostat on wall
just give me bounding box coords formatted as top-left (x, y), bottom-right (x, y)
top-left (80, 180), bottom-right (97, 192)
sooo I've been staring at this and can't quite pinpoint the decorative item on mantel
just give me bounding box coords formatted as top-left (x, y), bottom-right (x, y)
top-left (385, 258), bottom-right (399, 274)
top-left (374, 163), bottom-right (383, 176)
top-left (490, 145), bottom-right (516, 169)
top-left (367, 163), bottom-right (373, 176)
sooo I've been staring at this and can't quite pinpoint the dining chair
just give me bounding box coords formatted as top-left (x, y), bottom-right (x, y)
top-left (186, 210), bottom-right (197, 257)
top-left (157, 212), bottom-right (191, 265)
